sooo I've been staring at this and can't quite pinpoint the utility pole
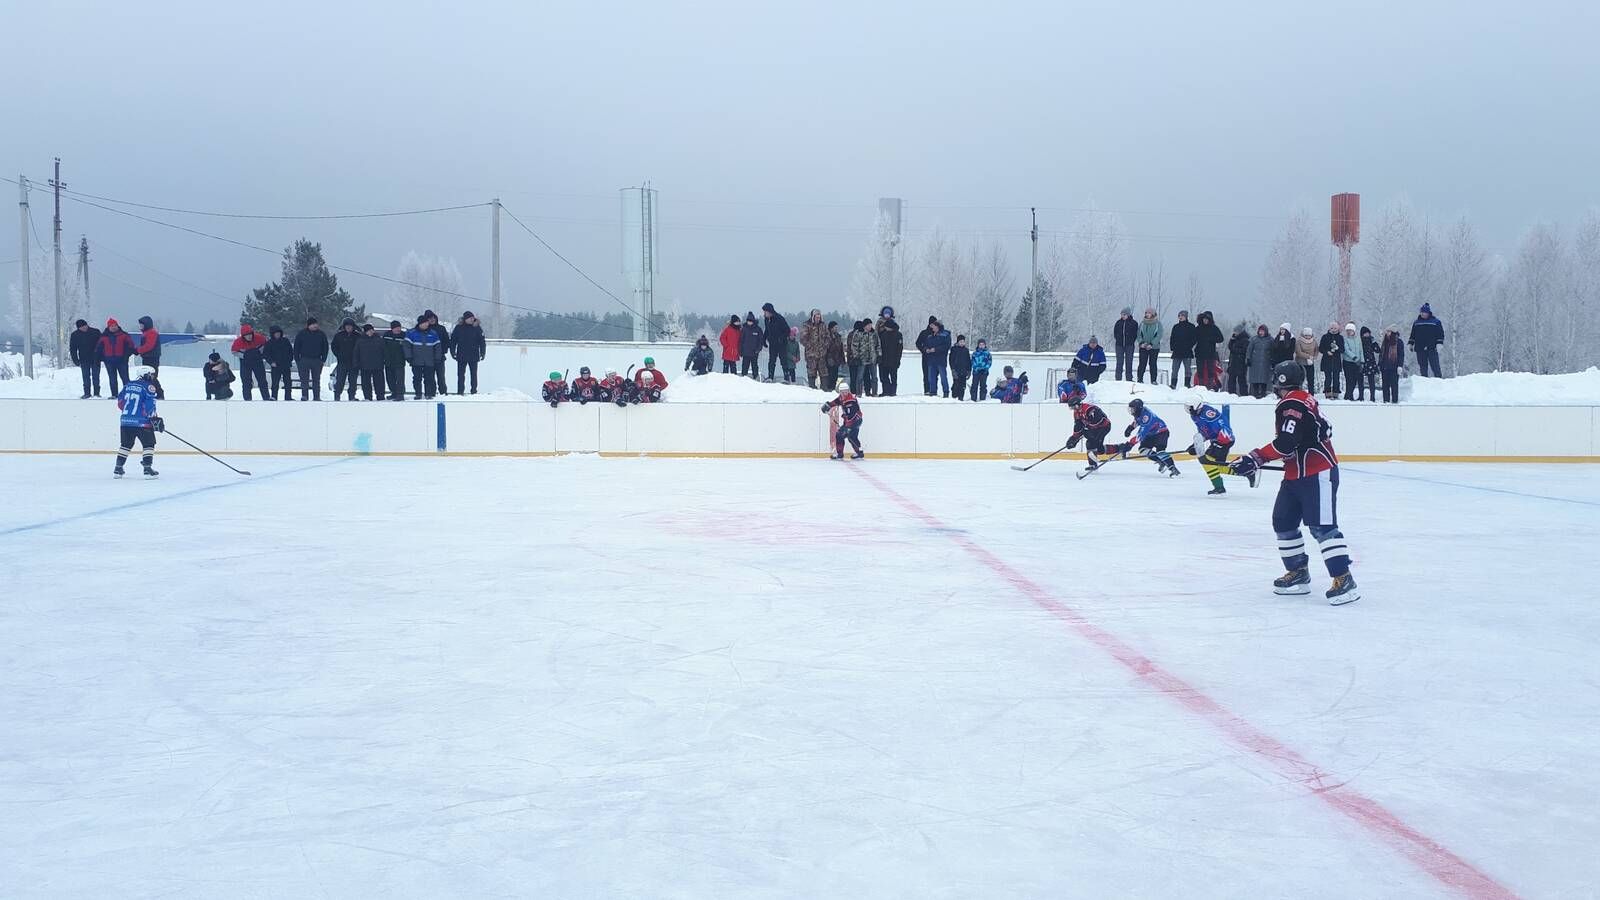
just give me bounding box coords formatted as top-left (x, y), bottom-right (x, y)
top-left (1029, 207), bottom-right (1039, 353)
top-left (490, 198), bottom-right (501, 335)
top-left (78, 236), bottom-right (91, 317)
top-left (51, 158), bottom-right (66, 368)
top-left (17, 176), bottom-right (32, 377)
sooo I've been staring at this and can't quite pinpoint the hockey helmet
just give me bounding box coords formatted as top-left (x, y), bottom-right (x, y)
top-left (643, 356), bottom-right (655, 366)
top-left (835, 382), bottom-right (849, 394)
top-left (1270, 360), bottom-right (1304, 393)
top-left (548, 371), bottom-right (562, 381)
top-left (1128, 397), bottom-right (1144, 416)
top-left (604, 368), bottom-right (617, 377)
top-left (1182, 390), bottom-right (1206, 413)
top-left (135, 366), bottom-right (157, 381)
top-left (580, 366), bottom-right (591, 376)
top-left (641, 370), bottom-right (656, 383)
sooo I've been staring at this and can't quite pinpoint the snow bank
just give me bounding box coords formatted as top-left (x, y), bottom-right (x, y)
top-left (664, 373), bottom-right (830, 403)
top-left (1404, 367), bottom-right (1600, 405)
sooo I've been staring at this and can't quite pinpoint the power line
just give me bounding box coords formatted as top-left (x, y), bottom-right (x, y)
top-left (56, 186), bottom-right (491, 221)
top-left (55, 190), bottom-right (649, 336)
top-left (91, 240), bottom-right (239, 303)
top-left (499, 203), bottom-right (664, 337)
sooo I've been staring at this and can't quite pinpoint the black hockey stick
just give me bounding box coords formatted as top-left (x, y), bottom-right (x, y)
top-left (164, 429), bottom-right (252, 476)
top-left (1011, 443), bottom-right (1070, 472)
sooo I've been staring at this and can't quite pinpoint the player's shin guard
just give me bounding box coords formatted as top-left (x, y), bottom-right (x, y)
top-left (1309, 525), bottom-right (1351, 577)
top-left (1202, 462), bottom-right (1228, 490)
top-left (115, 444), bottom-right (133, 473)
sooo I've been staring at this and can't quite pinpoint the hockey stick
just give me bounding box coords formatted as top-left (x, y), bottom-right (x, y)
top-left (1076, 452), bottom-right (1124, 479)
top-left (1011, 442), bottom-right (1070, 472)
top-left (163, 429), bottom-right (252, 476)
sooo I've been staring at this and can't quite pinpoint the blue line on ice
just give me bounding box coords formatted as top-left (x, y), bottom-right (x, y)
top-left (1343, 464), bottom-right (1600, 508)
top-left (0, 458), bottom-right (354, 538)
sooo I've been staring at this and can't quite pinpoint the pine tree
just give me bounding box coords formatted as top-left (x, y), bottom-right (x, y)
top-left (241, 239), bottom-right (363, 330)
top-left (202, 319), bottom-right (230, 334)
top-left (183, 321), bottom-right (196, 334)
top-left (1011, 278), bottom-right (1065, 351)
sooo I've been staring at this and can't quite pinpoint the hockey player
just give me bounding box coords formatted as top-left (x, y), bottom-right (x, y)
top-left (990, 367), bottom-right (1029, 403)
top-left (1185, 395), bottom-right (1257, 495)
top-left (570, 366), bottom-right (601, 404)
top-left (821, 382), bottom-right (864, 459)
top-left (1230, 360), bottom-right (1358, 605)
top-left (541, 371), bottom-right (569, 407)
top-left (1056, 371), bottom-right (1085, 404)
top-left (1061, 381), bottom-right (1112, 472)
top-left (1104, 398), bottom-right (1180, 476)
top-left (597, 368), bottom-right (626, 404)
top-left (635, 369), bottom-right (664, 403)
top-left (636, 357), bottom-right (669, 391)
top-left (114, 367), bottom-right (163, 478)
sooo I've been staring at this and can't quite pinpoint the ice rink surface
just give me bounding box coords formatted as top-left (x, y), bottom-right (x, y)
top-left (3, 453), bottom-right (1596, 899)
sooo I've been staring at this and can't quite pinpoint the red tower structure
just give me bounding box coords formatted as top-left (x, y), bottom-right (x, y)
top-left (1331, 193), bottom-right (1360, 324)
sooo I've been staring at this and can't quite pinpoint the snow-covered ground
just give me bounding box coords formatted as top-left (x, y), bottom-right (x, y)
top-left (2, 455), bottom-right (1594, 897)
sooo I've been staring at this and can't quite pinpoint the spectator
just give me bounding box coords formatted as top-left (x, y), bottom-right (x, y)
top-left (1112, 307), bottom-right (1138, 381)
top-left (1073, 336), bottom-right (1107, 383)
top-left (1358, 326), bottom-right (1379, 402)
top-left (760, 303), bottom-right (792, 382)
top-left (97, 318), bottom-right (135, 396)
top-left (1340, 324), bottom-right (1362, 401)
top-left (685, 335), bottom-right (715, 376)
top-left (1294, 326), bottom-right (1318, 390)
top-left (990, 366), bottom-right (1028, 403)
top-left (382, 321), bottom-right (408, 401)
top-left (785, 327), bottom-right (802, 383)
top-left (799, 309), bottom-right (827, 388)
top-left (1167, 309), bottom-right (1196, 389)
top-left (1193, 311), bottom-right (1224, 390)
top-left (875, 306), bottom-right (903, 396)
top-left (1409, 303), bottom-right (1444, 377)
top-left (70, 318), bottom-right (103, 399)
top-left (1246, 324), bottom-right (1273, 398)
top-left (330, 318), bottom-right (361, 401)
top-left (404, 315), bottom-right (439, 399)
top-left (1136, 308), bottom-right (1163, 384)
top-left (264, 326), bottom-right (294, 401)
top-left (203, 352), bottom-right (235, 400)
top-left (425, 311), bottom-right (452, 395)
top-left (451, 311), bottom-right (486, 394)
top-left (860, 320), bottom-right (881, 396)
top-left (1226, 325), bottom-right (1250, 395)
top-left (846, 319), bottom-right (879, 395)
top-left (822, 322), bottom-right (845, 390)
top-left (134, 315), bottom-right (165, 399)
top-left (916, 317), bottom-right (952, 397)
top-left (293, 317), bottom-right (328, 401)
top-left (1380, 325), bottom-right (1405, 403)
top-left (949, 334), bottom-right (973, 400)
top-left (718, 315), bottom-right (741, 374)
top-left (739, 312), bottom-right (764, 379)
top-left (1317, 322), bottom-right (1344, 399)
top-left (355, 323), bottom-right (386, 400)
top-left (231, 323), bottom-right (271, 401)
top-left (970, 338), bottom-right (993, 401)
top-left (1267, 322), bottom-right (1295, 368)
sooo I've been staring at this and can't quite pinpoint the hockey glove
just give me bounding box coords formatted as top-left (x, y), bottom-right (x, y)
top-left (1066, 434), bottom-right (1080, 450)
top-left (148, 416), bottom-right (165, 433)
top-left (1228, 451), bottom-right (1262, 478)
top-left (820, 403), bottom-right (831, 413)
top-left (1124, 423), bottom-right (1135, 437)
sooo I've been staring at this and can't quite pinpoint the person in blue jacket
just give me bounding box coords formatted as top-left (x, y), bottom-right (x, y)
top-left (1105, 397), bottom-right (1179, 476)
top-left (1184, 396), bottom-right (1256, 495)
top-left (969, 339), bottom-right (993, 401)
top-left (1073, 336), bottom-right (1107, 383)
top-left (1056, 371), bottom-right (1084, 404)
top-left (1408, 303), bottom-right (1445, 378)
top-left (990, 366), bottom-right (1028, 403)
top-left (114, 367), bottom-right (163, 479)
top-left (915, 317), bottom-right (953, 396)
top-left (404, 315), bottom-right (442, 399)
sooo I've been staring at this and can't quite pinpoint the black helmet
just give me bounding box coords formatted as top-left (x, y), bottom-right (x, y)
top-left (1128, 398), bottom-right (1144, 415)
top-left (580, 366), bottom-right (591, 376)
top-left (1271, 360), bottom-right (1305, 392)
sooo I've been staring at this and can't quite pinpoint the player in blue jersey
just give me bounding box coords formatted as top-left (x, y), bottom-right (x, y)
top-left (1184, 395), bottom-right (1258, 496)
top-left (1105, 398), bottom-right (1180, 476)
top-left (114, 367), bottom-right (164, 478)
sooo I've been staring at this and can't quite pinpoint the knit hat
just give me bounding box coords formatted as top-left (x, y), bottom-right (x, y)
top-left (208, 352), bottom-right (221, 361)
top-left (341, 318), bottom-right (356, 329)
top-left (75, 318), bottom-right (87, 328)
top-left (1178, 309), bottom-right (1189, 317)
top-left (1344, 323), bottom-right (1357, 333)
top-left (389, 320), bottom-right (402, 328)
top-left (106, 318), bottom-right (118, 328)
top-left (306, 317), bottom-right (318, 325)
top-left (1301, 327), bottom-right (1314, 336)
top-left (955, 334), bottom-right (966, 342)
top-left (417, 314), bottom-right (429, 324)
top-left (462, 310), bottom-right (475, 319)
top-left (761, 302), bottom-right (775, 312)
top-left (1121, 307), bottom-right (1132, 316)
top-left (1420, 303), bottom-right (1433, 315)
top-left (1089, 334), bottom-right (1099, 343)
top-left (270, 326), bottom-right (284, 336)
top-left (362, 323), bottom-right (375, 332)
top-left (1279, 322), bottom-right (1291, 333)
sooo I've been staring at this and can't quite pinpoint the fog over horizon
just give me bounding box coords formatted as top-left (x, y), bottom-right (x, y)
top-left (4, 0), bottom-right (1598, 338)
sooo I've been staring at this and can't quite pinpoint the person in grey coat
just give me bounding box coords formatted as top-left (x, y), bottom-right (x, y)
top-left (1246, 324), bottom-right (1273, 398)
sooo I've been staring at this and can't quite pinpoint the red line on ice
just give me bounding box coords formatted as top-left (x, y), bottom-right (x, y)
top-left (849, 464), bottom-right (1517, 900)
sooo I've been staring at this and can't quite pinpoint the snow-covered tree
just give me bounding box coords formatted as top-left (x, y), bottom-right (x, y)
top-left (917, 228), bottom-right (980, 337)
top-left (1257, 208), bottom-right (1326, 328)
top-left (1438, 217), bottom-right (1490, 375)
top-left (5, 248), bottom-right (88, 366)
top-left (1063, 205), bottom-right (1128, 341)
top-left (661, 298), bottom-right (687, 341)
top-left (970, 242), bottom-right (1014, 347)
top-left (386, 251), bottom-right (464, 325)
top-left (847, 211), bottom-right (917, 326)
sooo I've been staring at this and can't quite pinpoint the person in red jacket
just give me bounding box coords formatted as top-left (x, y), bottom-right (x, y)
top-left (718, 315), bottom-right (741, 374)
top-left (230, 324), bottom-right (272, 401)
top-left (96, 318), bottom-right (136, 395)
top-left (133, 315), bottom-right (165, 399)
top-left (635, 369), bottom-right (664, 403)
top-left (634, 357), bottom-right (668, 391)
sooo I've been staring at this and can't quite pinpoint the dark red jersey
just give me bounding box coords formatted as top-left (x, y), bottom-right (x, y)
top-left (1071, 402), bottom-right (1111, 439)
top-left (1253, 389), bottom-right (1337, 480)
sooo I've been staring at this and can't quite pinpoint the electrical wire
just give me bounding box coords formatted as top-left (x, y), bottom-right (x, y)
top-left (500, 203), bottom-right (664, 337)
top-left (57, 185), bottom-right (491, 221)
top-left (90, 241), bottom-right (239, 303)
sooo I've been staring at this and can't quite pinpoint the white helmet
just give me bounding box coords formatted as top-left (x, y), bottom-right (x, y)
top-left (1182, 390), bottom-right (1206, 412)
top-left (604, 368), bottom-right (617, 377)
top-left (640, 370), bottom-right (655, 383)
top-left (136, 366), bottom-right (157, 381)
top-left (835, 382), bottom-right (849, 394)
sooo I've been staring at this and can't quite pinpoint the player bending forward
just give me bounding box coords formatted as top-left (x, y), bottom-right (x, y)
top-left (1104, 398), bottom-right (1180, 476)
top-left (1185, 395), bottom-right (1258, 496)
top-left (1231, 361), bottom-right (1359, 605)
top-left (114, 367), bottom-right (164, 479)
top-left (821, 383), bottom-right (864, 459)
top-left (1061, 381), bottom-right (1111, 473)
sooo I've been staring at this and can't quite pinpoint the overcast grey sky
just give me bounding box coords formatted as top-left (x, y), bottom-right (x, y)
top-left (4, 0), bottom-right (1597, 327)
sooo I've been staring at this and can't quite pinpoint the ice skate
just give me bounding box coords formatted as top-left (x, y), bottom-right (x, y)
top-left (1273, 568), bottom-right (1311, 595)
top-left (143, 466), bottom-right (159, 479)
top-left (1207, 486), bottom-right (1225, 496)
top-left (1326, 573), bottom-right (1360, 606)
top-left (851, 450), bottom-right (864, 459)
top-left (113, 466), bottom-right (124, 479)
